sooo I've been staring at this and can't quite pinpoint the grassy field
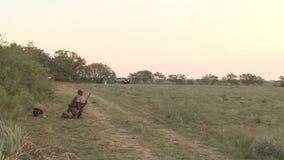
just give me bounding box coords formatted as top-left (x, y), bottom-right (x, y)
top-left (19, 82), bottom-right (284, 160)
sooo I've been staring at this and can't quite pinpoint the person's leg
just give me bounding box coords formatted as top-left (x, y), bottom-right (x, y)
top-left (70, 107), bottom-right (77, 118)
top-left (77, 108), bottom-right (83, 118)
top-left (67, 104), bottom-right (71, 113)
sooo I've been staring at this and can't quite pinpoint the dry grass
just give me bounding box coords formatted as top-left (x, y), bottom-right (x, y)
top-left (18, 82), bottom-right (284, 160)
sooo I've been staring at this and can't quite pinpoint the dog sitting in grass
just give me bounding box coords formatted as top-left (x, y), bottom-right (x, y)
top-left (33, 108), bottom-right (48, 118)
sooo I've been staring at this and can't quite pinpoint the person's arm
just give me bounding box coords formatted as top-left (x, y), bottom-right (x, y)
top-left (75, 95), bottom-right (83, 109)
top-left (76, 102), bottom-right (81, 109)
top-left (78, 96), bottom-right (87, 107)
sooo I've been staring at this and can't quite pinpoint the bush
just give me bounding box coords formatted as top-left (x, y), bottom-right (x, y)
top-left (0, 44), bottom-right (53, 100)
top-left (250, 135), bottom-right (284, 159)
top-left (0, 43), bottom-right (53, 118)
top-left (0, 90), bottom-right (34, 119)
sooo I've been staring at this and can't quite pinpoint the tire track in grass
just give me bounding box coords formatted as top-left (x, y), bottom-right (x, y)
top-left (157, 128), bottom-right (232, 160)
top-left (89, 104), bottom-right (156, 160)
top-left (94, 95), bottom-right (233, 160)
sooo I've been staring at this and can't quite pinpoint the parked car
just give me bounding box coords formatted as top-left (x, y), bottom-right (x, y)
top-left (115, 77), bottom-right (130, 84)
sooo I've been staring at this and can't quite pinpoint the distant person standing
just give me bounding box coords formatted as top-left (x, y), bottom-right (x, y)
top-left (67, 89), bottom-right (87, 118)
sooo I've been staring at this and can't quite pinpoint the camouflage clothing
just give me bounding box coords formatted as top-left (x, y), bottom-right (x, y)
top-left (69, 95), bottom-right (85, 108)
top-left (67, 92), bottom-right (86, 118)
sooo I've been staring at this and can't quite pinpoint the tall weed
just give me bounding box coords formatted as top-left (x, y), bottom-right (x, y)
top-left (0, 87), bottom-right (33, 119)
top-left (0, 121), bottom-right (24, 160)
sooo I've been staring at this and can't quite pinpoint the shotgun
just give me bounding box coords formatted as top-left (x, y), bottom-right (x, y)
top-left (77, 93), bottom-right (91, 118)
top-left (85, 93), bottom-right (91, 105)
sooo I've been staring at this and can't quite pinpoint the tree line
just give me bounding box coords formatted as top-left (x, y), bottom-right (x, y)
top-left (0, 42), bottom-right (116, 83)
top-left (25, 42), bottom-right (116, 83)
top-left (128, 71), bottom-right (267, 86)
top-left (1, 36), bottom-right (284, 88)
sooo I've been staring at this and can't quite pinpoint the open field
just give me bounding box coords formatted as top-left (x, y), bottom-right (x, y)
top-left (19, 83), bottom-right (284, 160)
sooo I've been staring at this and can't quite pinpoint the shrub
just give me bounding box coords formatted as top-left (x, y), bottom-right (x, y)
top-left (0, 43), bottom-right (53, 119)
top-left (250, 135), bottom-right (284, 159)
top-left (0, 44), bottom-right (53, 101)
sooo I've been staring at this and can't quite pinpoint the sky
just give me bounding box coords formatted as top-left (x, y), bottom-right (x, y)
top-left (1, 0), bottom-right (284, 80)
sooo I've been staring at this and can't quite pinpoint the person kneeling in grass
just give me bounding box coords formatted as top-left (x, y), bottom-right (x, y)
top-left (67, 89), bottom-right (88, 118)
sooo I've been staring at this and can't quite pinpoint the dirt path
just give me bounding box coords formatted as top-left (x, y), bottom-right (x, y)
top-left (157, 128), bottom-right (231, 160)
top-left (88, 105), bottom-right (156, 160)
top-left (92, 95), bottom-right (233, 160)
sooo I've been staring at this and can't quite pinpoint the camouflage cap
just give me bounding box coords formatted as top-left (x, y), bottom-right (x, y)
top-left (77, 89), bottom-right (83, 94)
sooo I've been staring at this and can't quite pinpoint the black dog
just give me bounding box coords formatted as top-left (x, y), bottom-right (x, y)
top-left (33, 108), bottom-right (47, 118)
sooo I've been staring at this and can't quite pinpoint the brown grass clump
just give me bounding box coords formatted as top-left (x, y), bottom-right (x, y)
top-left (17, 140), bottom-right (80, 160)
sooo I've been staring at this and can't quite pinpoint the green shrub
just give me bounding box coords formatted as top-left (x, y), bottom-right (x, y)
top-left (250, 135), bottom-right (284, 159)
top-left (0, 85), bottom-right (35, 119)
top-left (0, 43), bottom-right (53, 118)
top-left (0, 44), bottom-right (53, 101)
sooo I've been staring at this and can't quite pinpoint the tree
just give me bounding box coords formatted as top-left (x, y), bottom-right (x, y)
top-left (168, 74), bottom-right (187, 84)
top-left (24, 42), bottom-right (52, 70)
top-left (200, 74), bottom-right (218, 85)
top-left (239, 73), bottom-right (264, 86)
top-left (128, 70), bottom-right (153, 84)
top-left (153, 72), bottom-right (166, 83)
top-left (0, 43), bottom-right (53, 101)
top-left (83, 63), bottom-right (116, 83)
top-left (280, 76), bottom-right (284, 87)
top-left (49, 50), bottom-right (86, 81)
top-left (222, 73), bottom-right (239, 85)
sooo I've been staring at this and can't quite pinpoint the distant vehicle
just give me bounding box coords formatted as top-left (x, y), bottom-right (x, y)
top-left (115, 77), bottom-right (130, 84)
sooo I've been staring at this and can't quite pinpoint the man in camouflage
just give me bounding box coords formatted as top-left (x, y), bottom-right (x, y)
top-left (67, 89), bottom-right (87, 118)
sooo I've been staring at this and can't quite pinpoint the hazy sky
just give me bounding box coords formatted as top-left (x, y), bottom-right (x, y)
top-left (1, 0), bottom-right (284, 80)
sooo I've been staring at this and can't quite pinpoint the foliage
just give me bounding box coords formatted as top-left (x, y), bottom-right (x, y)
top-left (250, 135), bottom-right (284, 159)
top-left (222, 73), bottom-right (239, 85)
top-left (83, 63), bottom-right (116, 83)
top-left (1, 36), bottom-right (117, 84)
top-left (0, 43), bottom-right (53, 102)
top-left (153, 72), bottom-right (167, 83)
top-left (24, 42), bottom-right (52, 70)
top-left (200, 74), bottom-right (218, 85)
top-left (0, 121), bottom-right (24, 160)
top-left (240, 73), bottom-right (264, 86)
top-left (128, 70), bottom-right (154, 84)
top-left (46, 50), bottom-right (117, 83)
top-left (49, 50), bottom-right (86, 81)
top-left (186, 79), bottom-right (195, 85)
top-left (168, 74), bottom-right (187, 84)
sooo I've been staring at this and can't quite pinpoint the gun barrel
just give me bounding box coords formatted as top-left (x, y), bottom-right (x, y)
top-left (86, 93), bottom-right (91, 102)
